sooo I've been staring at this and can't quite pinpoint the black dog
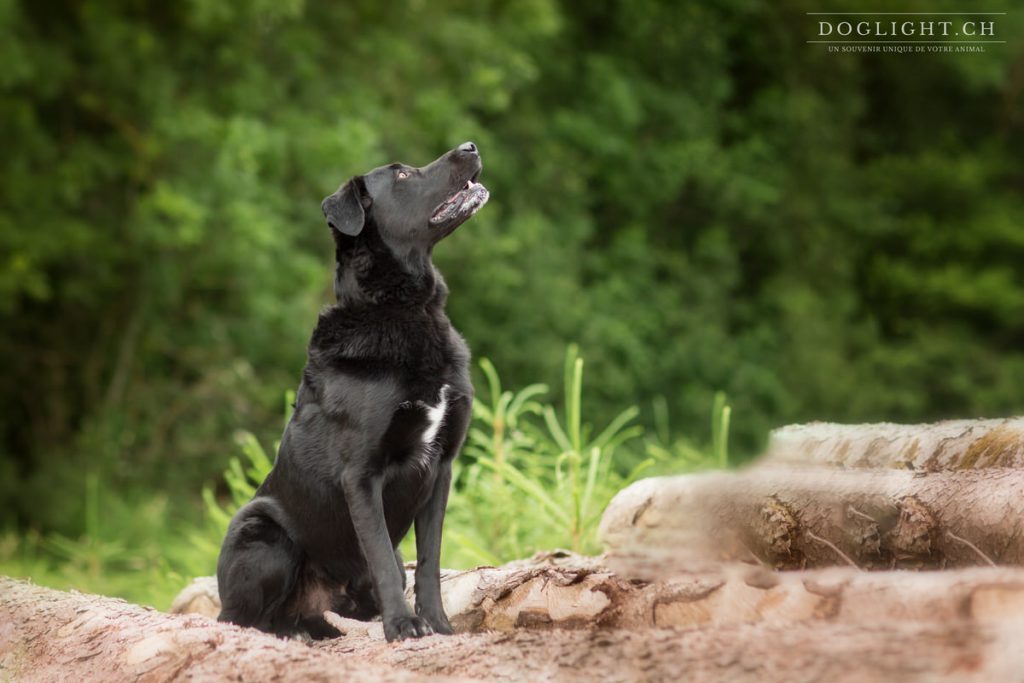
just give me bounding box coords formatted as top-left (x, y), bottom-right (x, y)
top-left (216, 142), bottom-right (488, 642)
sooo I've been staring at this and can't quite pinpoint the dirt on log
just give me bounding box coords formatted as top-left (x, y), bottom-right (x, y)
top-left (599, 468), bottom-right (1024, 575)
top-left (763, 417), bottom-right (1024, 470)
top-left (6, 574), bottom-right (1024, 682)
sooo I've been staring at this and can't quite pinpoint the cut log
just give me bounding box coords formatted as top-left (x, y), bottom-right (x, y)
top-left (763, 417), bottom-right (1024, 470)
top-left (599, 469), bottom-right (1024, 575)
top-left (170, 556), bottom-right (1024, 633)
top-left (0, 577), bottom-right (460, 683)
top-left (7, 574), bottom-right (1024, 682)
top-left (317, 618), bottom-right (1024, 683)
top-left (170, 552), bottom-right (621, 632)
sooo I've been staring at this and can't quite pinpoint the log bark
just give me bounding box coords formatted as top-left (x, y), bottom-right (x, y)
top-left (599, 469), bottom-right (1024, 575)
top-left (318, 618), bottom-right (1024, 683)
top-left (763, 417), bottom-right (1024, 470)
top-left (170, 559), bottom-right (1024, 633)
top-left (7, 573), bottom-right (1024, 682)
top-left (0, 577), bottom-right (457, 683)
top-left (15, 416), bottom-right (1024, 680)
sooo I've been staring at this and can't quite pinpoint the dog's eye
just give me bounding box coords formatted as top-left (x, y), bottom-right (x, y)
top-left (396, 170), bottom-right (409, 180)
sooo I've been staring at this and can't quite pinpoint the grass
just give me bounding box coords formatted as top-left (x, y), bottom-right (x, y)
top-left (0, 481), bottom-right (210, 608)
top-left (445, 346), bottom-right (649, 564)
top-left (0, 347), bottom-right (730, 608)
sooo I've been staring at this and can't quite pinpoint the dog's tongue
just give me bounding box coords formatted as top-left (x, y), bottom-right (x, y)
top-left (431, 181), bottom-right (488, 223)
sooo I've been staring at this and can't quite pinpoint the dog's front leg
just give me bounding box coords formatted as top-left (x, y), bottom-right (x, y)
top-left (413, 461), bottom-right (454, 634)
top-left (341, 472), bottom-right (433, 641)
top-left (414, 394), bottom-right (471, 634)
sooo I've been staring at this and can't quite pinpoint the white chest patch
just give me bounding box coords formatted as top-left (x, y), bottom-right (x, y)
top-left (419, 385), bottom-right (449, 446)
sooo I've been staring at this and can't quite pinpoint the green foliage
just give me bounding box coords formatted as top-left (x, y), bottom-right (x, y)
top-left (202, 431), bottom-right (275, 535)
top-left (0, 472), bottom-right (210, 607)
top-left (0, 350), bottom-right (726, 608)
top-left (1, 0), bottom-right (1022, 604)
top-left (446, 346), bottom-right (655, 565)
top-left (199, 391), bottom-right (294, 563)
top-left (644, 391), bottom-right (732, 473)
top-left (711, 392), bottom-right (731, 470)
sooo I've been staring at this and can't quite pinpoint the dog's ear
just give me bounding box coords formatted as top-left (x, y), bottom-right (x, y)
top-left (322, 177), bottom-right (370, 236)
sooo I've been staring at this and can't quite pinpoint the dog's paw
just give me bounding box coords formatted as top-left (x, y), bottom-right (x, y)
top-left (383, 615), bottom-right (434, 642)
top-left (417, 610), bottom-right (454, 635)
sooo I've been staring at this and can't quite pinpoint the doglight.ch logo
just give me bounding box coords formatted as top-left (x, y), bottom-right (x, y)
top-left (808, 11), bottom-right (1007, 53)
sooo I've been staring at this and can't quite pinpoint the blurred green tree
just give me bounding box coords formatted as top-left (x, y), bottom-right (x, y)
top-left (1, 0), bottom-right (1021, 539)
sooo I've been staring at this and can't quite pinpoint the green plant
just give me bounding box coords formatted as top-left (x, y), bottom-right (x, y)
top-left (711, 391), bottom-right (731, 469)
top-left (443, 357), bottom-right (550, 565)
top-left (644, 392), bottom-right (731, 472)
top-left (0, 472), bottom-right (211, 608)
top-left (444, 346), bottom-right (648, 565)
top-left (202, 431), bottom-right (275, 537)
top-left (202, 391), bottom-right (292, 551)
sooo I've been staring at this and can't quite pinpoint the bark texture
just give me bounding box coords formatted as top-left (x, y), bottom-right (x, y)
top-left (170, 559), bottom-right (1024, 633)
top-left (764, 417), bottom-right (1024, 470)
top-left (599, 468), bottom-right (1024, 575)
top-left (13, 415), bottom-right (1024, 680)
top-left (7, 574), bottom-right (1024, 682)
top-left (318, 619), bottom-right (1024, 683)
top-left (0, 577), bottom-right (456, 683)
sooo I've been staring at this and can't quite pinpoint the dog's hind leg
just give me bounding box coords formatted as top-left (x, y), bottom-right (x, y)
top-left (295, 612), bottom-right (343, 640)
top-left (216, 499), bottom-right (302, 636)
top-left (288, 564), bottom-right (346, 640)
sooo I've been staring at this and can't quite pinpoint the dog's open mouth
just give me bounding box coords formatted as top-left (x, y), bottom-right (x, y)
top-left (429, 175), bottom-right (489, 227)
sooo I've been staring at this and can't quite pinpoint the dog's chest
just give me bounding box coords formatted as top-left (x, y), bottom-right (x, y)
top-left (416, 385), bottom-right (449, 446)
top-left (393, 384), bottom-right (449, 469)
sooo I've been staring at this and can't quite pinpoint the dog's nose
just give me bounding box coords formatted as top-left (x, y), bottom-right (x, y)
top-left (457, 141), bottom-right (477, 154)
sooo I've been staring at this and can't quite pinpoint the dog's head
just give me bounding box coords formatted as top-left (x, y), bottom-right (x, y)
top-left (321, 142), bottom-right (489, 249)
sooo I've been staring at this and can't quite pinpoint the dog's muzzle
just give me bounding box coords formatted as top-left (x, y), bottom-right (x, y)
top-left (429, 178), bottom-right (489, 226)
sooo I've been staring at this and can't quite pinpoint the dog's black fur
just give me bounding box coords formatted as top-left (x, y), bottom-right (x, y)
top-left (216, 143), bottom-right (488, 642)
